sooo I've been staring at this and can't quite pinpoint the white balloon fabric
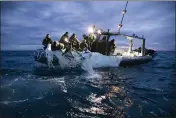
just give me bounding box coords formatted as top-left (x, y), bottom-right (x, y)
top-left (43, 46), bottom-right (123, 70)
top-left (45, 44), bottom-right (55, 68)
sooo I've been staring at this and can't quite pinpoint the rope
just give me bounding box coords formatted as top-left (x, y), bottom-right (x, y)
top-left (118, 1), bottom-right (128, 33)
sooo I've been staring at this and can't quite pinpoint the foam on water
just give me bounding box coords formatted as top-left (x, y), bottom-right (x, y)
top-left (0, 78), bottom-right (19, 88)
top-left (84, 72), bottom-right (102, 80)
top-left (87, 93), bottom-right (106, 104)
top-left (35, 77), bottom-right (67, 93)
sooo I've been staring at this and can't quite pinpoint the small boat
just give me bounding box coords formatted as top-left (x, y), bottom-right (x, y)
top-left (34, 48), bottom-right (156, 68)
top-left (33, 1), bottom-right (156, 69)
top-left (33, 33), bottom-right (156, 69)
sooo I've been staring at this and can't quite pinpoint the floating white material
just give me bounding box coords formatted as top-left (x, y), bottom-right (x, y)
top-left (51, 50), bottom-right (123, 69)
top-left (45, 44), bottom-right (54, 68)
top-left (90, 52), bottom-right (122, 68)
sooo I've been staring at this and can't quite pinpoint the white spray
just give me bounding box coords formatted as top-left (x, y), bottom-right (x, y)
top-left (80, 51), bottom-right (94, 74)
top-left (45, 44), bottom-right (55, 68)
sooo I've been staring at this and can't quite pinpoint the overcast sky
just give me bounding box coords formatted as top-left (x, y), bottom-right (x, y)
top-left (1, 1), bottom-right (175, 51)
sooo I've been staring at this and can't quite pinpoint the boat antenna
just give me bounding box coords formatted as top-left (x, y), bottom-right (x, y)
top-left (118, 1), bottom-right (128, 33)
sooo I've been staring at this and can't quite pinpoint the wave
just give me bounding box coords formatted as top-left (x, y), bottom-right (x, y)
top-left (132, 84), bottom-right (163, 92)
top-left (1, 69), bottom-right (26, 76)
top-left (0, 78), bottom-right (20, 88)
top-left (0, 98), bottom-right (29, 105)
top-left (0, 95), bottom-right (46, 105)
top-left (33, 96), bottom-right (45, 100)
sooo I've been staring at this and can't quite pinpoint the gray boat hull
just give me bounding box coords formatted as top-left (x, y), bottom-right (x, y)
top-left (33, 49), bottom-right (156, 68)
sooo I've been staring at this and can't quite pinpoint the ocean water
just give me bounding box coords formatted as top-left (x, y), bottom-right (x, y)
top-left (0, 51), bottom-right (176, 118)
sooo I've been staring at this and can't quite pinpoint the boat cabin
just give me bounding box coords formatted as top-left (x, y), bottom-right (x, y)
top-left (89, 28), bottom-right (146, 57)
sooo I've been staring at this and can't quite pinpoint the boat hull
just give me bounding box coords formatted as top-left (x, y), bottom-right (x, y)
top-left (33, 49), bottom-right (155, 68)
top-left (119, 55), bottom-right (152, 66)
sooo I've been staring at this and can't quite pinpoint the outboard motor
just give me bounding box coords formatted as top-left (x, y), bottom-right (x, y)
top-left (145, 49), bottom-right (156, 57)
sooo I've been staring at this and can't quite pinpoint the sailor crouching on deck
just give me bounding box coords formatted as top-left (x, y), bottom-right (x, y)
top-left (59, 32), bottom-right (72, 55)
top-left (51, 41), bottom-right (65, 51)
top-left (59, 32), bottom-right (69, 45)
top-left (82, 34), bottom-right (89, 45)
top-left (69, 33), bottom-right (81, 50)
top-left (42, 34), bottom-right (53, 50)
top-left (80, 34), bottom-right (89, 51)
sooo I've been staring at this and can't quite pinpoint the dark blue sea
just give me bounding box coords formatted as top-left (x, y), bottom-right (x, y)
top-left (0, 51), bottom-right (176, 118)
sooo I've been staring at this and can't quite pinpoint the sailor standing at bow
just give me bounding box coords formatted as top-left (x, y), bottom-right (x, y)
top-left (42, 34), bottom-right (53, 50)
top-left (42, 34), bottom-right (54, 68)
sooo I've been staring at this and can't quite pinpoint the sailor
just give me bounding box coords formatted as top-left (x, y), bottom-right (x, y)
top-left (86, 25), bottom-right (97, 50)
top-left (51, 41), bottom-right (57, 51)
top-left (51, 41), bottom-right (65, 51)
top-left (82, 34), bottom-right (89, 41)
top-left (69, 33), bottom-right (81, 50)
top-left (108, 39), bottom-right (116, 55)
top-left (92, 25), bottom-right (97, 32)
top-left (59, 32), bottom-right (72, 55)
top-left (102, 36), bottom-right (107, 41)
top-left (59, 32), bottom-right (69, 45)
top-left (87, 33), bottom-right (96, 50)
top-left (42, 34), bottom-right (53, 50)
top-left (80, 35), bottom-right (88, 51)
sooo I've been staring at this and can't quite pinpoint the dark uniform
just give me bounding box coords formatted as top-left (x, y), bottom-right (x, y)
top-left (59, 32), bottom-right (72, 55)
top-left (42, 34), bottom-right (53, 50)
top-left (59, 32), bottom-right (69, 45)
top-left (82, 34), bottom-right (89, 50)
top-left (80, 39), bottom-right (88, 51)
top-left (84, 34), bottom-right (94, 50)
top-left (107, 39), bottom-right (116, 55)
top-left (51, 41), bottom-right (65, 51)
top-left (69, 34), bottom-right (80, 50)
